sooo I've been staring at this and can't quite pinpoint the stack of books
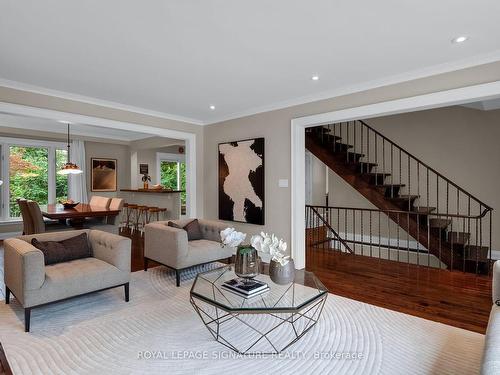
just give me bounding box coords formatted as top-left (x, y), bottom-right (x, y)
top-left (221, 278), bottom-right (269, 298)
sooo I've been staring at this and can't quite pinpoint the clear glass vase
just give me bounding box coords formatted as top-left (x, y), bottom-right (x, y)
top-left (234, 245), bottom-right (259, 280)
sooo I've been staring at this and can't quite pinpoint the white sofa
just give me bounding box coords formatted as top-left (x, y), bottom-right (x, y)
top-left (481, 261), bottom-right (500, 374)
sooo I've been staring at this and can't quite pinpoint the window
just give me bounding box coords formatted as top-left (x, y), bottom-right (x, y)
top-left (0, 138), bottom-right (68, 220)
top-left (157, 153), bottom-right (186, 215)
top-left (55, 149), bottom-right (69, 203)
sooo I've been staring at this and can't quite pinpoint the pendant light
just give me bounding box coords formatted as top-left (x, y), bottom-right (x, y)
top-left (58, 123), bottom-right (83, 175)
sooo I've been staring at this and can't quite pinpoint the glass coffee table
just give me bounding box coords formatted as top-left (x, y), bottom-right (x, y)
top-left (190, 264), bottom-right (328, 354)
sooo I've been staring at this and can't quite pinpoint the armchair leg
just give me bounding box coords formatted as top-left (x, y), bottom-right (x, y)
top-left (175, 270), bottom-right (180, 287)
top-left (24, 308), bottom-right (31, 332)
top-left (144, 257), bottom-right (148, 272)
top-left (5, 286), bottom-right (10, 304)
top-left (124, 283), bottom-right (129, 302)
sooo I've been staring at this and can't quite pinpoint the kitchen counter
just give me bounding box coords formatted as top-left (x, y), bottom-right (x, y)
top-left (119, 189), bottom-right (183, 219)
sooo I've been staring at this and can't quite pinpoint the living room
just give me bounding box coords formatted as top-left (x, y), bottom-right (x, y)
top-left (1, 1), bottom-right (500, 374)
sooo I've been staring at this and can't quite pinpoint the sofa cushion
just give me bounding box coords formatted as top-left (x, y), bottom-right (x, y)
top-left (31, 233), bottom-right (92, 265)
top-left (168, 219), bottom-right (203, 241)
top-left (176, 239), bottom-right (234, 269)
top-left (23, 257), bottom-right (129, 307)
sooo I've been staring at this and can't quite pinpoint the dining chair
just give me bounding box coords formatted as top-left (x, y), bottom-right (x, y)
top-left (17, 199), bottom-right (34, 235)
top-left (107, 198), bottom-right (124, 225)
top-left (26, 200), bottom-right (69, 234)
top-left (89, 196), bottom-right (111, 208)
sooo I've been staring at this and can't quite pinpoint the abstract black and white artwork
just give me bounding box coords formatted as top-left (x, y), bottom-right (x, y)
top-left (218, 138), bottom-right (264, 225)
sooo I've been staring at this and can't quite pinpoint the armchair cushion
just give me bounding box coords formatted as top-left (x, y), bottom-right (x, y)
top-left (168, 219), bottom-right (203, 241)
top-left (31, 233), bottom-right (91, 265)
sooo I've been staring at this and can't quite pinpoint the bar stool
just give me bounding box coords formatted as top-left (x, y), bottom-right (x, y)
top-left (136, 205), bottom-right (149, 235)
top-left (148, 207), bottom-right (161, 223)
top-left (158, 208), bottom-right (167, 220)
top-left (122, 203), bottom-right (138, 234)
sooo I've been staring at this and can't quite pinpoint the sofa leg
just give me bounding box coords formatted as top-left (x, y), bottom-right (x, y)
top-left (24, 308), bottom-right (31, 332)
top-left (175, 270), bottom-right (180, 287)
top-left (144, 257), bottom-right (148, 272)
top-left (124, 283), bottom-right (129, 302)
top-left (5, 286), bottom-right (10, 304)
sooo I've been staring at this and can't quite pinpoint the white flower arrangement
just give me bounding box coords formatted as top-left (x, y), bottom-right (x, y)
top-left (251, 232), bottom-right (290, 266)
top-left (220, 227), bottom-right (246, 248)
top-left (220, 228), bottom-right (290, 266)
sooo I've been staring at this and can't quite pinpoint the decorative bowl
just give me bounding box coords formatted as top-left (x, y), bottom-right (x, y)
top-left (60, 201), bottom-right (79, 209)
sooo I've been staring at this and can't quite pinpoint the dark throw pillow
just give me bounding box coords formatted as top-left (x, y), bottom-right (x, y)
top-left (31, 233), bottom-right (92, 265)
top-left (168, 219), bottom-right (203, 241)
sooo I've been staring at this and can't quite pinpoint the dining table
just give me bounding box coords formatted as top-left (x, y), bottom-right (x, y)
top-left (41, 203), bottom-right (121, 228)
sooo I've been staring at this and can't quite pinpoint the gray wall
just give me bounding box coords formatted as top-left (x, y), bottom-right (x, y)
top-left (203, 61), bottom-right (500, 246)
top-left (85, 141), bottom-right (131, 199)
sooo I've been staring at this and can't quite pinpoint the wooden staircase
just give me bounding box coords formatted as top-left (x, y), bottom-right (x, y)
top-left (305, 122), bottom-right (493, 274)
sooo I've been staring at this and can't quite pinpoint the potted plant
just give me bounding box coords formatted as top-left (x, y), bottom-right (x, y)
top-left (141, 174), bottom-right (151, 189)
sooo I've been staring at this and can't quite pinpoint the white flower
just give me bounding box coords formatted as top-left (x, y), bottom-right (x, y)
top-left (250, 232), bottom-right (289, 266)
top-left (220, 227), bottom-right (246, 247)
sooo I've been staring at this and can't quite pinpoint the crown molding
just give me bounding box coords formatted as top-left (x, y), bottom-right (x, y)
top-left (205, 49), bottom-right (500, 125)
top-left (0, 78), bottom-right (205, 126)
top-left (2, 49), bottom-right (500, 127)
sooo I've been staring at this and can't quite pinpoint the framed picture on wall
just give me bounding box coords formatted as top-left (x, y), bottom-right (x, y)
top-left (91, 158), bottom-right (117, 192)
top-left (218, 137), bottom-right (264, 225)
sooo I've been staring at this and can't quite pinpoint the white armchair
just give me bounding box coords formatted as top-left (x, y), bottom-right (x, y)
top-left (144, 219), bottom-right (233, 286)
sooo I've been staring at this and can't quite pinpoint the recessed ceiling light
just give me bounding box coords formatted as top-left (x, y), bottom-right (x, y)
top-left (452, 36), bottom-right (468, 44)
top-left (209, 105), bottom-right (215, 110)
top-left (311, 75), bottom-right (319, 81)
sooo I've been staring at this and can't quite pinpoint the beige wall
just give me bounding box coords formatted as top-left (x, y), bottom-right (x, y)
top-left (1, 62), bottom-right (500, 244)
top-left (85, 141), bottom-right (130, 199)
top-left (203, 61), bottom-right (500, 246)
top-left (0, 87), bottom-right (205, 217)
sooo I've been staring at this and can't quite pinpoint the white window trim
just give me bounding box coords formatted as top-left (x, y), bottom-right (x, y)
top-left (156, 152), bottom-right (186, 188)
top-left (0, 136), bottom-right (67, 221)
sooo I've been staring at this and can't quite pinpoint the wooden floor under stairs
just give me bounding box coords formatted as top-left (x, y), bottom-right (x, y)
top-left (306, 245), bottom-right (492, 333)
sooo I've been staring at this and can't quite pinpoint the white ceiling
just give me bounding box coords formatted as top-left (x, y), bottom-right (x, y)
top-left (1, 1), bottom-right (500, 125)
top-left (0, 113), bottom-right (153, 142)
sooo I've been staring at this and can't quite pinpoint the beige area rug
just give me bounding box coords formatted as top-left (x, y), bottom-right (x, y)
top-left (0, 264), bottom-right (485, 375)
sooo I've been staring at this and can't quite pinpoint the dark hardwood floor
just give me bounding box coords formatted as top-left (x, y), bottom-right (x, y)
top-left (125, 228), bottom-right (492, 333)
top-left (306, 245), bottom-right (492, 334)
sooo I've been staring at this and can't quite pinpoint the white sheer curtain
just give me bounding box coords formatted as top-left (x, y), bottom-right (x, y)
top-left (68, 140), bottom-right (88, 203)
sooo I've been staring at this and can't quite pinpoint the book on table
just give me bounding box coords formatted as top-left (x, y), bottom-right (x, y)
top-left (221, 278), bottom-right (269, 298)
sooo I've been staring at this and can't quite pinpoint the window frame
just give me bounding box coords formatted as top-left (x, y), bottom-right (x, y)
top-left (0, 136), bottom-right (67, 221)
top-left (156, 152), bottom-right (185, 190)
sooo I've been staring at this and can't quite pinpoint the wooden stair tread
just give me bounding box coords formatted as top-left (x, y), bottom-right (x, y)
top-left (413, 207), bottom-right (436, 214)
top-left (429, 218), bottom-right (452, 229)
top-left (380, 184), bottom-right (406, 188)
top-left (448, 232), bottom-right (471, 245)
top-left (388, 195), bottom-right (419, 201)
top-left (363, 172), bottom-right (391, 177)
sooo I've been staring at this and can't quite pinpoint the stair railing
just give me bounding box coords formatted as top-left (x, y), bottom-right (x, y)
top-left (308, 120), bottom-right (493, 218)
top-left (306, 205), bottom-right (492, 274)
top-left (306, 205), bottom-right (353, 254)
